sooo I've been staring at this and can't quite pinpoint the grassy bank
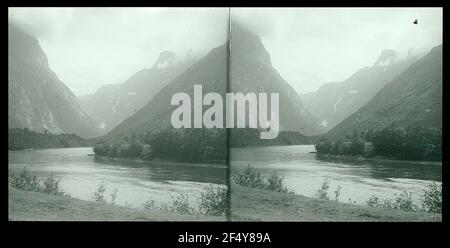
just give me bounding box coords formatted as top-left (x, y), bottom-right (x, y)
top-left (8, 188), bottom-right (225, 221)
top-left (230, 184), bottom-right (441, 222)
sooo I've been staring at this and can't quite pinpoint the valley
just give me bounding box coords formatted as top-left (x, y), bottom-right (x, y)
top-left (8, 8), bottom-right (442, 222)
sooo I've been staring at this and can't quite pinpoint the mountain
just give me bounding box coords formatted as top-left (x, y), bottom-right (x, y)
top-left (8, 22), bottom-right (99, 138)
top-left (326, 44), bottom-right (442, 138)
top-left (99, 22), bottom-right (321, 162)
top-left (301, 49), bottom-right (418, 132)
top-left (231, 24), bottom-right (323, 135)
top-left (103, 42), bottom-right (227, 141)
top-left (99, 32), bottom-right (228, 162)
top-left (79, 51), bottom-right (195, 133)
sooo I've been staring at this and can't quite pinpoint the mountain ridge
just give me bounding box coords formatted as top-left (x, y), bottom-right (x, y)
top-left (79, 50), bottom-right (196, 133)
top-left (326, 44), bottom-right (442, 138)
top-left (8, 22), bottom-right (100, 138)
top-left (301, 48), bottom-right (418, 132)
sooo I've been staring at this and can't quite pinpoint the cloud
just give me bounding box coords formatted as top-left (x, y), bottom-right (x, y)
top-left (9, 7), bottom-right (228, 96)
top-left (8, 8), bottom-right (443, 96)
top-left (232, 8), bottom-right (443, 94)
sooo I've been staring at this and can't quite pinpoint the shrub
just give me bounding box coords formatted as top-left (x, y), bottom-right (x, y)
top-left (170, 193), bottom-right (195, 215)
top-left (333, 185), bottom-right (342, 201)
top-left (233, 166), bottom-right (294, 194)
top-left (392, 191), bottom-right (417, 212)
top-left (9, 167), bottom-right (69, 197)
top-left (9, 167), bottom-right (41, 192)
top-left (42, 174), bottom-right (70, 197)
top-left (198, 185), bottom-right (228, 216)
top-left (367, 195), bottom-right (381, 208)
top-left (110, 188), bottom-right (118, 204)
top-left (316, 178), bottom-right (330, 200)
top-left (232, 165), bottom-right (265, 189)
top-left (143, 199), bottom-right (157, 210)
top-left (141, 187), bottom-right (228, 216)
top-left (421, 182), bottom-right (442, 213)
top-left (92, 182), bottom-right (107, 203)
top-left (366, 184), bottom-right (442, 213)
top-left (266, 171), bottom-right (291, 193)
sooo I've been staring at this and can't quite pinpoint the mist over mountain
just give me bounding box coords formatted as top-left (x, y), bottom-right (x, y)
top-left (8, 22), bottom-right (100, 138)
top-left (326, 44), bottom-right (442, 138)
top-left (79, 51), bottom-right (196, 133)
top-left (301, 49), bottom-right (418, 132)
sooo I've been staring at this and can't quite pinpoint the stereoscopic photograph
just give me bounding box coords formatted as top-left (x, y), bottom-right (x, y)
top-left (8, 7), bottom-right (442, 222)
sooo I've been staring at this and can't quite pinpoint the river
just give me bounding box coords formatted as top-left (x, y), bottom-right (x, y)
top-left (9, 145), bottom-right (442, 208)
top-left (9, 147), bottom-right (226, 209)
top-left (231, 145), bottom-right (442, 205)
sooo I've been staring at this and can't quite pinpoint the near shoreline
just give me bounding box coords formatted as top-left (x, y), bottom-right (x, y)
top-left (230, 184), bottom-right (441, 222)
top-left (8, 188), bottom-right (225, 221)
top-left (9, 185), bottom-right (441, 221)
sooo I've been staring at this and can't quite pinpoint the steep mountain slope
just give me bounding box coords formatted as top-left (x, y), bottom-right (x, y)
top-left (100, 22), bottom-right (321, 162)
top-left (8, 22), bottom-right (99, 138)
top-left (301, 49), bottom-right (418, 132)
top-left (101, 42), bottom-right (227, 162)
top-left (103, 43), bottom-right (228, 142)
top-left (79, 51), bottom-right (195, 133)
top-left (231, 24), bottom-right (323, 135)
top-left (326, 45), bottom-right (442, 137)
top-left (103, 23), bottom-right (322, 139)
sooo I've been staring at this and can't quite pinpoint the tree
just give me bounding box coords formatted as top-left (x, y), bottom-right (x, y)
top-left (349, 129), bottom-right (364, 155)
top-left (368, 124), bottom-right (405, 158)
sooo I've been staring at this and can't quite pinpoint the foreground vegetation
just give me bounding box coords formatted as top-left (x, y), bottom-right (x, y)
top-left (9, 168), bottom-right (228, 220)
top-left (316, 125), bottom-right (442, 161)
top-left (9, 188), bottom-right (224, 221)
top-left (9, 128), bottom-right (91, 150)
top-left (231, 183), bottom-right (441, 221)
top-left (232, 166), bottom-right (442, 220)
top-left (9, 168), bottom-right (70, 197)
top-left (232, 165), bottom-right (294, 194)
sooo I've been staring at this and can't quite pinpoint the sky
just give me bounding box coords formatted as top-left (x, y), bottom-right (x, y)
top-left (9, 7), bottom-right (228, 96)
top-left (9, 8), bottom-right (442, 96)
top-left (233, 8), bottom-right (443, 94)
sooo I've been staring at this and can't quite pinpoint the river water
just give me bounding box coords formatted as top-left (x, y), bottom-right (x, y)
top-left (9, 145), bottom-right (442, 208)
top-left (8, 147), bottom-right (226, 209)
top-left (231, 145), bottom-right (442, 205)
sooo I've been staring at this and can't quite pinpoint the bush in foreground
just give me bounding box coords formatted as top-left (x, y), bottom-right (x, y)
top-left (142, 185), bottom-right (228, 217)
top-left (198, 185), bottom-right (228, 216)
top-left (233, 166), bottom-right (294, 194)
top-left (421, 182), bottom-right (442, 213)
top-left (9, 167), bottom-right (70, 197)
top-left (366, 183), bottom-right (442, 213)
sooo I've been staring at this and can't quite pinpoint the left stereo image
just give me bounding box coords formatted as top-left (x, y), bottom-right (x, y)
top-left (8, 7), bottom-right (230, 221)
